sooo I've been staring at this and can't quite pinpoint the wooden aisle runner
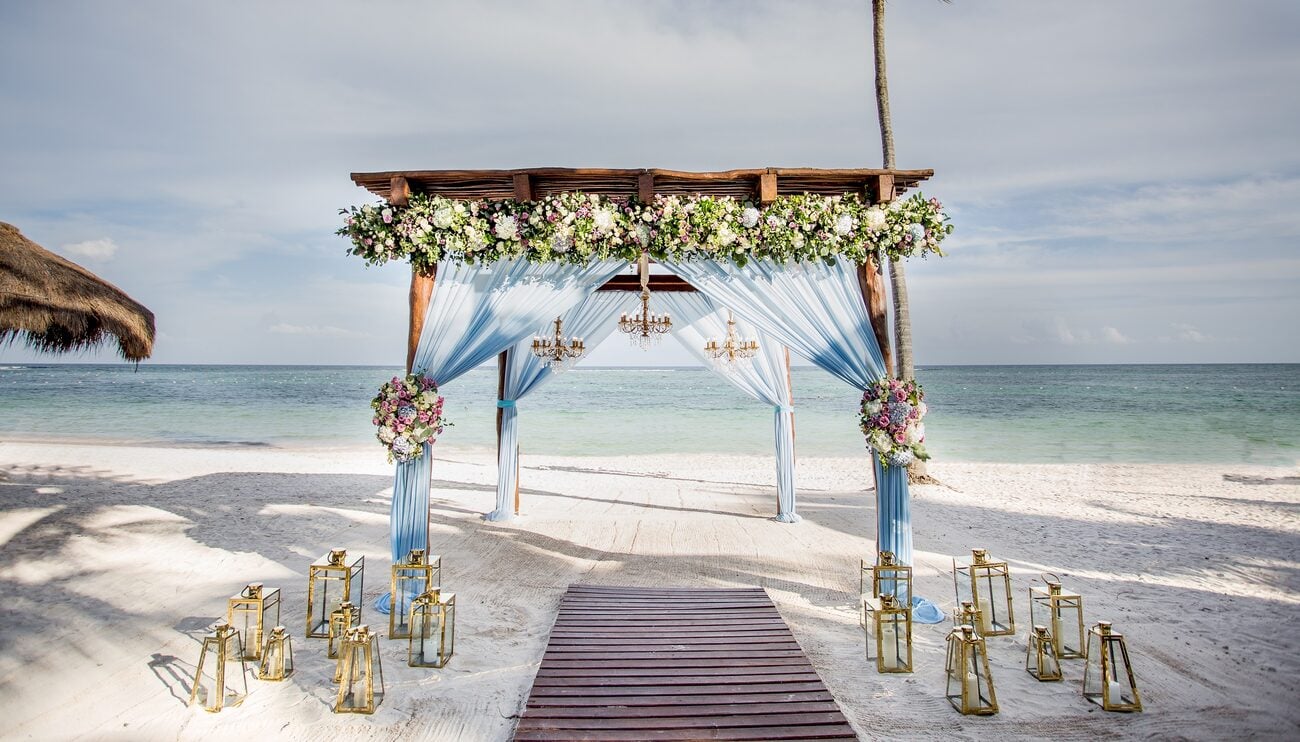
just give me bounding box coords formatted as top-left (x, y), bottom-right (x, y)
top-left (514, 585), bottom-right (858, 741)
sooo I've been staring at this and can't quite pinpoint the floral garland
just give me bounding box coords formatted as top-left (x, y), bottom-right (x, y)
top-left (860, 377), bottom-right (930, 469)
top-left (371, 374), bottom-right (450, 464)
top-left (339, 192), bottom-right (951, 270)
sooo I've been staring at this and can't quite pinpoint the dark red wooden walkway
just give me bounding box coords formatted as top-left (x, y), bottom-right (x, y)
top-left (514, 585), bottom-right (859, 741)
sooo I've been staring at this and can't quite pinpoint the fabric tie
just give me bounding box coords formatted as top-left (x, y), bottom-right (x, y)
top-left (496, 399), bottom-right (516, 408)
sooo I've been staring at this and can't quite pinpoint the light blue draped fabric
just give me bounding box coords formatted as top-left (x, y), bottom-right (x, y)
top-left (490, 291), bottom-right (636, 521)
top-left (657, 291), bottom-right (800, 523)
top-left (378, 257), bottom-right (627, 614)
top-left (663, 258), bottom-right (940, 621)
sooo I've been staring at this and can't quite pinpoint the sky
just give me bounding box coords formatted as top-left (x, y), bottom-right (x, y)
top-left (1, 0), bottom-right (1298, 367)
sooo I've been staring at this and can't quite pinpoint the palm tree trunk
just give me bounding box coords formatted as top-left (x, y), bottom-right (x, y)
top-left (872, 0), bottom-right (928, 478)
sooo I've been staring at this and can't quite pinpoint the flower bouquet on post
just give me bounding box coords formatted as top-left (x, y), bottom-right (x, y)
top-left (372, 375), bottom-right (450, 464)
top-left (860, 378), bottom-right (929, 468)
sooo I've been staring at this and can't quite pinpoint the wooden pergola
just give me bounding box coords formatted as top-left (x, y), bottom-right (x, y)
top-left (350, 166), bottom-right (933, 374)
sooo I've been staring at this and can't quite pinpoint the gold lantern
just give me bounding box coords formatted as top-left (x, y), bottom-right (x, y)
top-left (227, 583), bottom-right (280, 661)
top-left (1029, 574), bottom-right (1086, 660)
top-left (953, 548), bottom-right (1015, 636)
top-left (327, 601), bottom-right (357, 659)
top-left (408, 589), bottom-right (456, 668)
top-left (306, 549), bottom-right (364, 639)
top-left (390, 548), bottom-right (441, 639)
top-left (863, 593), bottom-right (913, 673)
top-left (945, 625), bottom-right (998, 715)
top-left (1025, 625), bottom-right (1063, 682)
top-left (335, 625), bottom-right (384, 714)
top-left (189, 622), bottom-right (248, 712)
top-left (1083, 621), bottom-right (1143, 712)
top-left (861, 550), bottom-right (913, 602)
top-left (955, 600), bottom-right (984, 633)
top-left (257, 625), bottom-right (294, 681)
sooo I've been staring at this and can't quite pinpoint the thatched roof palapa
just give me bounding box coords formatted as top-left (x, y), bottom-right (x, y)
top-left (0, 222), bottom-right (155, 361)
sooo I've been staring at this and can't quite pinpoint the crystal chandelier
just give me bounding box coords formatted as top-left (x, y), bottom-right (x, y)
top-left (618, 253), bottom-right (672, 349)
top-left (531, 317), bottom-right (585, 370)
top-left (704, 312), bottom-right (759, 365)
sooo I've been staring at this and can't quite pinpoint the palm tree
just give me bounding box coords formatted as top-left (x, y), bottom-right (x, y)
top-left (871, 0), bottom-right (929, 479)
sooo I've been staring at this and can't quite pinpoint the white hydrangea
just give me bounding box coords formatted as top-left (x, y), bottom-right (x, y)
top-left (432, 207), bottom-right (454, 229)
top-left (635, 223), bottom-right (652, 246)
top-left (834, 213), bottom-right (854, 236)
top-left (717, 226), bottom-right (737, 246)
top-left (493, 215), bottom-right (519, 240)
top-left (592, 208), bottom-right (615, 234)
top-left (863, 400), bottom-right (883, 416)
top-left (864, 207), bottom-right (887, 231)
top-left (741, 207), bottom-right (760, 228)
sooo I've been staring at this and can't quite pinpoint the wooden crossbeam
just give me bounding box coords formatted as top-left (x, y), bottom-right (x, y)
top-left (351, 167), bottom-right (933, 204)
top-left (597, 274), bottom-right (697, 292)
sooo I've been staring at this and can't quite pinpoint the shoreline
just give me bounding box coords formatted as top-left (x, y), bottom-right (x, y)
top-left (3, 436), bottom-right (1295, 469)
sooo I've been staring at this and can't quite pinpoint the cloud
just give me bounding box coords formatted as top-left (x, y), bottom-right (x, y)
top-left (1100, 327), bottom-right (1132, 345)
top-left (61, 238), bottom-right (118, 260)
top-left (267, 323), bottom-right (362, 338)
top-left (1169, 323), bottom-right (1211, 343)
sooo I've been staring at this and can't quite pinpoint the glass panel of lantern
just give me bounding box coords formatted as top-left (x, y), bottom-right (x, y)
top-left (952, 548), bottom-right (1015, 636)
top-left (258, 626), bottom-right (294, 681)
top-left (227, 583), bottom-right (280, 661)
top-left (1083, 621), bottom-right (1143, 712)
top-left (189, 622), bottom-right (248, 712)
top-left (335, 625), bottom-right (384, 714)
top-left (390, 548), bottom-right (441, 639)
top-left (408, 590), bottom-right (456, 668)
top-left (1025, 625), bottom-right (1063, 682)
top-left (864, 593), bottom-right (912, 673)
top-left (306, 549), bottom-right (364, 639)
top-left (327, 601), bottom-right (357, 659)
top-left (944, 625), bottom-right (998, 715)
top-left (1029, 576), bottom-right (1086, 660)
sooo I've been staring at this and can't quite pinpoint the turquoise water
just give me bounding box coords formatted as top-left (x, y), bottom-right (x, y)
top-left (0, 364), bottom-right (1297, 464)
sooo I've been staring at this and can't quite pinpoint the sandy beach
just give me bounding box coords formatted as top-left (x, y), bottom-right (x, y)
top-left (0, 440), bottom-right (1296, 741)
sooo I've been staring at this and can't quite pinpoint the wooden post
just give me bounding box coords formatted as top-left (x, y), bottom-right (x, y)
top-left (759, 172), bottom-right (778, 206)
top-left (638, 173), bottom-right (655, 202)
top-left (858, 259), bottom-right (893, 377)
top-left (406, 269), bottom-right (435, 373)
top-left (496, 350), bottom-right (510, 514)
top-left (390, 176), bottom-right (411, 207)
top-left (513, 173), bottom-right (533, 201)
top-left (783, 347), bottom-right (796, 517)
top-left (872, 172), bottom-right (895, 205)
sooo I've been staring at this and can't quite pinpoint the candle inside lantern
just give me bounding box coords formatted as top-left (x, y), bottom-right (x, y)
top-left (1106, 679), bottom-right (1125, 703)
top-left (963, 671), bottom-right (979, 708)
top-left (880, 623), bottom-right (898, 668)
top-left (978, 598), bottom-right (993, 632)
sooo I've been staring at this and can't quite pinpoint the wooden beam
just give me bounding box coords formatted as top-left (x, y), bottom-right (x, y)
top-left (597, 274), bottom-right (697, 292)
top-left (759, 173), bottom-right (778, 205)
top-left (406, 266), bottom-right (436, 373)
top-left (872, 173), bottom-right (895, 203)
top-left (638, 172), bottom-right (655, 202)
top-left (512, 173), bottom-right (533, 201)
top-left (389, 176), bottom-right (411, 207)
top-left (857, 259), bottom-right (893, 377)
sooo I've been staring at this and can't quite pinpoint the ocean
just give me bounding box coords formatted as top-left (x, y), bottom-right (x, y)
top-left (0, 364), bottom-right (1296, 465)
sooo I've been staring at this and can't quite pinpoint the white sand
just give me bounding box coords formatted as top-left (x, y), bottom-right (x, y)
top-left (1, 440), bottom-right (1297, 741)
